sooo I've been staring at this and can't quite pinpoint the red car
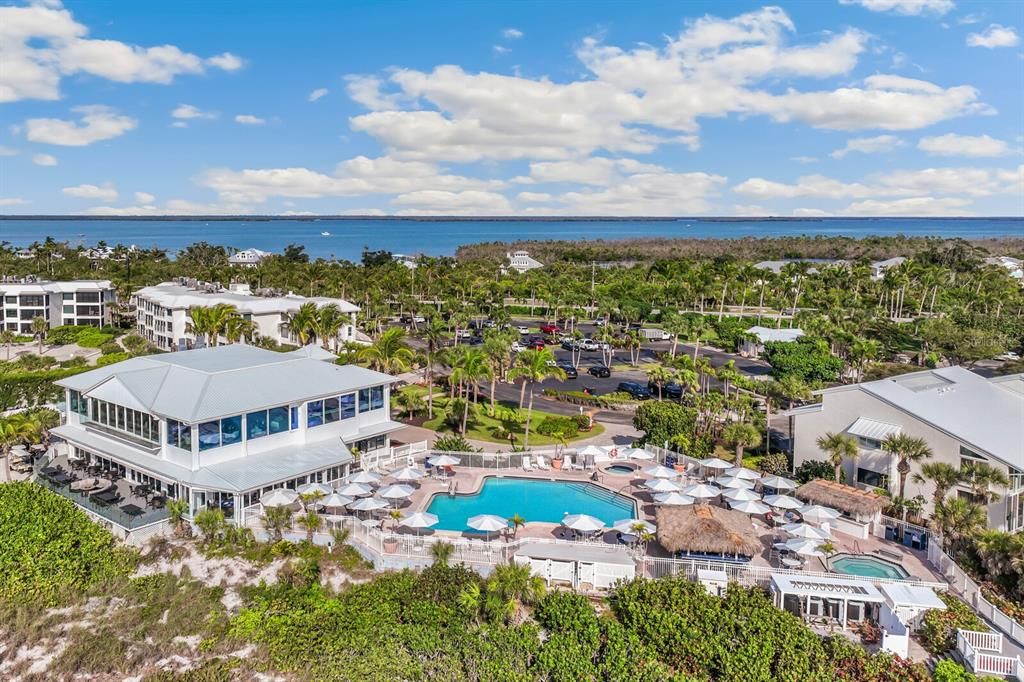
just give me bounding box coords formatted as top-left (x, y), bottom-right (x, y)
top-left (526, 339), bottom-right (546, 350)
top-left (539, 324), bottom-right (563, 334)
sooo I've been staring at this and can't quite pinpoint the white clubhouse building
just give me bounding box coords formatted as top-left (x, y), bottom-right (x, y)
top-left (791, 367), bottom-right (1024, 530)
top-left (52, 345), bottom-right (402, 525)
top-left (132, 279), bottom-right (359, 350)
top-left (1, 278), bottom-right (116, 333)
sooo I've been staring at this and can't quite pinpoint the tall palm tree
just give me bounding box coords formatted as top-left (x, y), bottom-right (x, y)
top-left (848, 338), bottom-right (882, 383)
top-left (723, 422), bottom-right (762, 464)
top-left (960, 461), bottom-right (1009, 504)
top-left (283, 302), bottom-right (320, 346)
top-left (30, 316), bottom-right (48, 355)
top-left (1, 329), bottom-right (16, 361)
top-left (419, 316), bottom-right (449, 420)
top-left (646, 365), bottom-right (672, 401)
top-left (0, 413), bottom-right (39, 482)
top-left (224, 316), bottom-right (257, 345)
top-left (359, 327), bottom-right (415, 373)
top-left (449, 347), bottom-right (492, 433)
top-left (186, 303), bottom-right (237, 347)
top-left (912, 462), bottom-right (963, 509)
top-left (263, 505), bottom-right (294, 542)
top-left (815, 432), bottom-right (859, 482)
top-left (508, 348), bottom-right (566, 448)
top-left (313, 303), bottom-right (345, 350)
top-left (933, 497), bottom-right (986, 550)
top-left (882, 433), bottom-right (933, 502)
top-left (482, 330), bottom-right (514, 414)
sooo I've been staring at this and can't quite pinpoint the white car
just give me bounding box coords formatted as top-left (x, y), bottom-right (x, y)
top-left (594, 317), bottom-right (607, 326)
top-left (516, 325), bottom-right (530, 334)
top-left (579, 339), bottom-right (600, 351)
top-left (511, 341), bottom-right (524, 352)
top-left (998, 351), bottom-right (1021, 361)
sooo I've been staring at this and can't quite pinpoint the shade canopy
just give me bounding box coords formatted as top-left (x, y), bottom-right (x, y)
top-left (378, 483), bottom-right (415, 499)
top-left (321, 493), bottom-right (355, 508)
top-left (799, 504), bottom-right (842, 523)
top-left (577, 445), bottom-right (606, 457)
top-left (729, 499), bottom-right (771, 515)
top-left (680, 484), bottom-right (721, 500)
top-left (562, 514), bottom-right (606, 532)
top-left (622, 447), bottom-right (654, 461)
top-left (656, 504), bottom-right (761, 556)
top-left (782, 522), bottom-right (830, 540)
top-left (645, 478), bottom-right (683, 493)
top-left (700, 457), bottom-right (733, 470)
top-left (654, 491), bottom-right (696, 506)
top-left (759, 474), bottom-right (797, 490)
top-left (715, 476), bottom-right (755, 490)
top-left (297, 482), bottom-right (333, 497)
top-left (613, 519), bottom-right (656, 535)
top-left (764, 494), bottom-right (804, 510)
top-left (644, 465), bottom-right (678, 479)
top-left (390, 466), bottom-right (426, 481)
top-left (722, 487), bottom-right (761, 502)
top-left (260, 489), bottom-right (298, 507)
top-left (467, 514), bottom-right (508, 532)
top-left (348, 496), bottom-right (388, 511)
top-left (777, 537), bottom-right (826, 557)
top-left (724, 467), bottom-right (761, 481)
top-left (348, 470), bottom-right (381, 485)
top-left (401, 511), bottom-right (439, 529)
top-left (795, 479), bottom-right (885, 518)
top-left (336, 482), bottom-right (373, 498)
top-left (428, 454), bottom-right (461, 467)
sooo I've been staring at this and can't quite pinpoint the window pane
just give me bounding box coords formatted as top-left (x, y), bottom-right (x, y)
top-left (247, 410), bottom-right (268, 440)
top-left (307, 400), bottom-right (324, 428)
top-left (371, 386), bottom-right (384, 410)
top-left (290, 406), bottom-right (298, 430)
top-left (167, 419), bottom-right (179, 446)
top-left (269, 406), bottom-right (289, 434)
top-left (340, 393), bottom-right (356, 419)
top-left (198, 421), bottom-right (220, 451)
top-left (180, 425), bottom-right (192, 451)
top-left (358, 388), bottom-right (370, 413)
top-left (324, 397), bottom-right (340, 423)
top-left (221, 415), bottom-right (242, 446)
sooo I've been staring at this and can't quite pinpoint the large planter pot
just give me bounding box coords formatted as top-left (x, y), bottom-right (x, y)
top-left (551, 458), bottom-right (564, 470)
top-left (383, 537), bottom-right (398, 553)
top-left (673, 463), bottom-right (686, 473)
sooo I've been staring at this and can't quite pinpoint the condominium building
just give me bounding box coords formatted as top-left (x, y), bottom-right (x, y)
top-left (132, 279), bottom-right (359, 350)
top-left (0, 278), bottom-right (116, 333)
top-left (791, 367), bottom-right (1024, 531)
top-left (51, 344), bottom-right (402, 526)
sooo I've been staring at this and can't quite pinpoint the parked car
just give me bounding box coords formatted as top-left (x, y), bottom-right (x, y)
top-left (587, 365), bottom-right (611, 378)
top-left (539, 323), bottom-right (563, 334)
top-left (557, 362), bottom-right (578, 378)
top-left (579, 338), bottom-right (600, 352)
top-left (526, 339), bottom-right (545, 350)
top-left (594, 317), bottom-right (607, 326)
top-left (561, 339), bottom-right (578, 351)
top-left (617, 381), bottom-right (652, 400)
top-left (516, 325), bottom-right (530, 334)
top-left (638, 328), bottom-right (671, 341)
top-left (649, 380), bottom-right (682, 399)
top-left (511, 341), bottom-right (524, 352)
top-left (456, 329), bottom-right (473, 339)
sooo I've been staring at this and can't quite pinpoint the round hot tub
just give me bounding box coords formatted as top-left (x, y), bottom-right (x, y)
top-left (605, 463), bottom-right (636, 475)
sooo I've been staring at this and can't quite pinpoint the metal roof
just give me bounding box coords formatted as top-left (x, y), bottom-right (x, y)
top-left (746, 326), bottom-right (805, 343)
top-left (57, 345), bottom-right (396, 423)
top-left (845, 417), bottom-right (901, 441)
top-left (515, 541), bottom-right (634, 566)
top-left (878, 583), bottom-right (946, 610)
top-left (770, 574), bottom-right (884, 602)
top-left (133, 282), bottom-right (358, 314)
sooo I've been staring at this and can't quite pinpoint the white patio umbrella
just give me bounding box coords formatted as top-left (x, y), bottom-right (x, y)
top-left (654, 491), bottom-right (696, 506)
top-left (724, 467), bottom-right (761, 480)
top-left (644, 478), bottom-right (683, 493)
top-left (348, 496), bottom-right (388, 512)
top-left (722, 486), bottom-right (762, 502)
top-left (321, 492), bottom-right (355, 509)
top-left (715, 475), bottom-right (755, 490)
top-left (643, 465), bottom-right (678, 479)
top-left (782, 522), bottom-right (830, 540)
top-left (778, 537), bottom-right (827, 557)
top-left (759, 474), bottom-right (797, 490)
top-left (799, 505), bottom-right (842, 523)
top-left (390, 466), bottom-right (426, 482)
top-left (348, 470), bottom-right (381, 485)
top-left (562, 514), bottom-right (606, 533)
top-left (622, 447), bottom-right (654, 461)
top-left (336, 482), bottom-right (373, 498)
top-left (763, 494), bottom-right (803, 510)
top-left (427, 454), bottom-right (461, 467)
top-left (577, 445), bottom-right (606, 457)
top-left (730, 499), bottom-right (771, 515)
top-left (612, 519), bottom-right (656, 535)
top-left (379, 483), bottom-right (415, 501)
top-left (260, 489), bottom-right (298, 507)
top-left (467, 514), bottom-right (508, 533)
top-left (680, 483), bottom-right (721, 500)
top-left (297, 482), bottom-right (332, 497)
top-left (700, 457), bottom-right (732, 471)
top-left (400, 511), bottom-right (439, 530)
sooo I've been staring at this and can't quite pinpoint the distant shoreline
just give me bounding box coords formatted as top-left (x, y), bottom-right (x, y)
top-left (1, 215), bottom-right (1021, 222)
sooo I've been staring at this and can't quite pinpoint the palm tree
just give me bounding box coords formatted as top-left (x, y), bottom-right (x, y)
top-left (0, 329), bottom-right (16, 361)
top-left (661, 313), bottom-right (688, 359)
top-left (912, 462), bottom-right (963, 509)
top-left (166, 498), bottom-right (190, 537)
top-left (224, 315), bottom-right (257, 344)
top-left (882, 433), bottom-right (933, 502)
top-left (263, 505), bottom-right (294, 542)
top-left (815, 432), bottom-right (859, 482)
top-left (509, 513), bottom-right (525, 539)
top-left (482, 330), bottom-right (514, 414)
top-left (359, 327), bottom-right (415, 373)
top-left (420, 316), bottom-right (449, 420)
top-left (283, 302), bottom-right (320, 346)
top-left (508, 348), bottom-right (566, 448)
top-left (848, 338), bottom-right (882, 383)
top-left (30, 316), bottom-right (48, 355)
top-left (297, 509), bottom-right (323, 543)
top-left (186, 303), bottom-right (237, 347)
top-left (0, 413), bottom-right (39, 483)
top-left (431, 540), bottom-right (454, 566)
top-left (960, 461), bottom-right (1009, 504)
top-left (485, 562), bottom-right (546, 625)
top-left (646, 365), bottom-right (672, 401)
top-left (723, 422), bottom-right (762, 464)
top-left (933, 497), bottom-right (986, 550)
top-left (450, 347), bottom-right (492, 434)
top-left (313, 303), bottom-right (346, 350)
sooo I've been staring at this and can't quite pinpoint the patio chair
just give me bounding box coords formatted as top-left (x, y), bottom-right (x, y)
top-left (536, 456), bottom-right (551, 471)
top-left (521, 455), bottom-right (534, 471)
top-left (566, 455), bottom-right (584, 471)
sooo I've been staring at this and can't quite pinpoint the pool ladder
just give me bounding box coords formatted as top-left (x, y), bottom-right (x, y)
top-left (447, 480), bottom-right (458, 497)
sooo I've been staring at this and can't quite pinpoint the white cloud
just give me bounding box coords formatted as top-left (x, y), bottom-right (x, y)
top-left (733, 204), bottom-right (770, 216)
top-left (493, 45), bottom-right (510, 55)
top-left (957, 13), bottom-right (984, 25)
top-left (792, 208), bottom-right (833, 217)
top-left (517, 192), bottom-right (554, 203)
top-left (84, 199), bottom-right (251, 216)
top-left (0, 3), bottom-right (242, 102)
top-left (544, 171), bottom-right (727, 216)
top-left (0, 146), bottom-right (17, 156)
top-left (518, 158), bottom-right (665, 186)
top-left (171, 121), bottom-right (188, 129)
top-left (32, 153), bottom-right (57, 166)
top-left (918, 133), bottom-right (1010, 157)
top-left (791, 156), bottom-right (818, 163)
top-left (25, 105), bottom-right (137, 146)
top-left (0, 198), bottom-right (29, 206)
top-left (172, 104), bottom-right (217, 120)
top-left (234, 114), bottom-right (266, 125)
top-left (840, 196), bottom-right (972, 216)
top-left (62, 183), bottom-right (118, 202)
top-left (967, 25), bottom-right (1020, 49)
top-left (503, 28), bottom-right (524, 40)
top-left (829, 134), bottom-right (904, 159)
top-left (206, 52), bottom-right (244, 71)
top-left (134, 191), bottom-right (155, 204)
top-left (308, 87), bottom-right (328, 102)
top-left (392, 190), bottom-right (512, 216)
top-left (838, 0), bottom-right (954, 15)
top-left (345, 75), bottom-right (403, 111)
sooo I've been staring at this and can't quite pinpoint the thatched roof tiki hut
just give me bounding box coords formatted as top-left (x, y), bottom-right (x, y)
top-left (655, 504), bottom-right (761, 561)
top-left (794, 480), bottom-right (885, 522)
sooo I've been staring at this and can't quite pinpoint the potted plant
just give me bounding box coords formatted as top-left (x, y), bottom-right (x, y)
top-left (383, 508), bottom-right (402, 553)
top-left (550, 433), bottom-right (566, 470)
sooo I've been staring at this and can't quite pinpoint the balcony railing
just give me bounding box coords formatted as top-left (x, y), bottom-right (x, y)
top-left (34, 474), bottom-right (168, 530)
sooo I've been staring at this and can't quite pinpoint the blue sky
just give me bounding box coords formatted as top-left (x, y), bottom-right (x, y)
top-left (0, 0), bottom-right (1021, 216)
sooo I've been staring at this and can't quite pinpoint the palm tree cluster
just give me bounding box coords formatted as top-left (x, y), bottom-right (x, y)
top-left (0, 409), bottom-right (56, 482)
top-left (185, 303), bottom-right (257, 347)
top-left (283, 302), bottom-right (350, 350)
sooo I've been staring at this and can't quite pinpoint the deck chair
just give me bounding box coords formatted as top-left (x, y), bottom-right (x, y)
top-left (522, 455), bottom-right (534, 471)
top-left (566, 455), bottom-right (584, 471)
top-left (536, 456), bottom-right (551, 471)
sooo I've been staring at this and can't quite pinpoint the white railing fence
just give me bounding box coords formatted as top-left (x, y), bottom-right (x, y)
top-left (956, 629), bottom-right (1024, 678)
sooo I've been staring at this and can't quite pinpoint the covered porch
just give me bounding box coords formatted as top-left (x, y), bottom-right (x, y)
top-left (771, 573), bottom-right (884, 633)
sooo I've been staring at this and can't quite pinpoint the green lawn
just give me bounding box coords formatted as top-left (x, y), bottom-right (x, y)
top-left (419, 396), bottom-right (604, 446)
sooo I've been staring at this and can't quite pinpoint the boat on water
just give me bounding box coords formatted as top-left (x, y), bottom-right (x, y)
top-left (320, 231), bottom-right (331, 236)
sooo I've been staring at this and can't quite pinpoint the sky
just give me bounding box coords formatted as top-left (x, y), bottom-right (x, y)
top-left (0, 0), bottom-right (1022, 217)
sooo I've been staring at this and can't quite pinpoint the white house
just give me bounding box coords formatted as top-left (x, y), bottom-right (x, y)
top-left (791, 367), bottom-right (1024, 530)
top-left (0, 278), bottom-right (116, 333)
top-left (228, 248), bottom-right (272, 268)
top-left (50, 344), bottom-right (402, 528)
top-left (132, 280), bottom-right (359, 350)
top-left (985, 256), bottom-right (1024, 281)
top-left (505, 250), bottom-right (544, 274)
top-left (739, 325), bottom-right (804, 358)
top-left (870, 257), bottom-right (906, 280)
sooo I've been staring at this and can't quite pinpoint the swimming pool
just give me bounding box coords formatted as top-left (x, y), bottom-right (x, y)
top-left (426, 477), bottom-right (636, 531)
top-left (830, 554), bottom-right (910, 580)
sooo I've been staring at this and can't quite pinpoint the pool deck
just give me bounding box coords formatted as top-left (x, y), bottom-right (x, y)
top-left (390, 465), bottom-right (944, 582)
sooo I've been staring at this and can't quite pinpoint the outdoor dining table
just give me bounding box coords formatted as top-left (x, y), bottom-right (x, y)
top-left (120, 504), bottom-right (144, 517)
top-left (91, 490), bottom-right (119, 505)
top-left (781, 557), bottom-right (803, 569)
top-left (50, 472), bottom-right (72, 485)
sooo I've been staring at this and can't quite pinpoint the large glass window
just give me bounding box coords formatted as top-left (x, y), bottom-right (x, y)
top-left (358, 388), bottom-right (371, 413)
top-left (370, 386), bottom-right (384, 410)
top-left (340, 393), bottom-right (356, 419)
top-left (247, 410), bottom-right (268, 440)
top-left (291, 406), bottom-right (299, 430)
top-left (324, 397), bottom-right (340, 423)
top-left (856, 467), bottom-right (888, 489)
top-left (221, 415), bottom-right (242, 446)
top-left (269, 406), bottom-right (290, 434)
top-left (198, 421), bottom-right (221, 451)
top-left (180, 423), bottom-right (192, 451)
top-left (307, 400), bottom-right (324, 428)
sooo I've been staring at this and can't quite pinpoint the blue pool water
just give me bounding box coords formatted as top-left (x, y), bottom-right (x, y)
top-left (830, 554), bottom-right (910, 580)
top-left (426, 477), bottom-right (636, 531)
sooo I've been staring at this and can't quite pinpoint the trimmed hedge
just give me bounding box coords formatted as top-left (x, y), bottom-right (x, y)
top-left (0, 367), bottom-right (86, 410)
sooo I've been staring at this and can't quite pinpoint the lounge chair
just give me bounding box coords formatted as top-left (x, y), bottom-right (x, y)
top-left (522, 455), bottom-right (534, 471)
top-left (566, 455), bottom-right (584, 471)
top-left (536, 456), bottom-right (551, 471)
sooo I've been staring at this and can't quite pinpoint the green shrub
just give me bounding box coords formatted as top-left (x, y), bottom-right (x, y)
top-left (0, 367), bottom-right (88, 410)
top-left (46, 325), bottom-right (86, 345)
top-left (433, 433), bottom-right (477, 452)
top-left (97, 352), bottom-right (131, 367)
top-left (932, 659), bottom-right (975, 682)
top-left (59, 356), bottom-right (88, 369)
top-left (121, 333), bottom-right (149, 354)
top-left (794, 459), bottom-right (834, 483)
top-left (99, 341), bottom-right (123, 355)
top-left (536, 415), bottom-right (579, 438)
top-left (76, 330), bottom-right (114, 348)
top-left (757, 452), bottom-right (791, 475)
top-left (0, 482), bottom-right (136, 605)
top-left (920, 592), bottom-right (987, 654)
